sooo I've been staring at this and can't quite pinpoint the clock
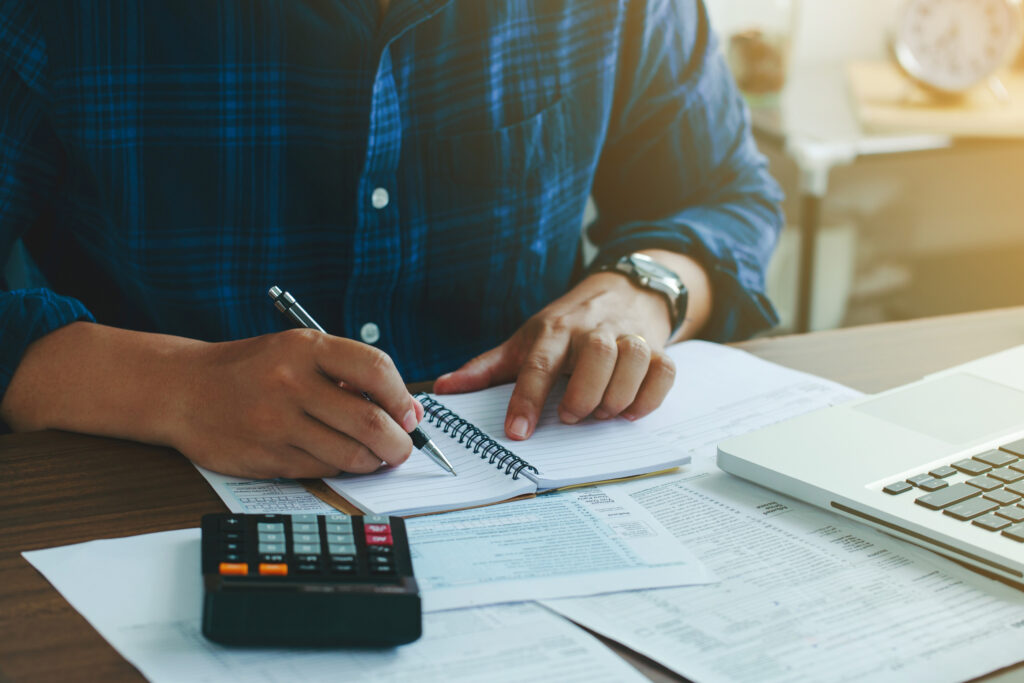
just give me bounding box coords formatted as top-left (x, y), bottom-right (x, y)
top-left (894, 0), bottom-right (1024, 96)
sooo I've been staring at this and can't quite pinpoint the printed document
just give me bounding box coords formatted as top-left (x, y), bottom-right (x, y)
top-left (23, 530), bottom-right (648, 683)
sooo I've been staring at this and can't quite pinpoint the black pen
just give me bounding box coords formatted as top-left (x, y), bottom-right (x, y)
top-left (268, 286), bottom-right (457, 476)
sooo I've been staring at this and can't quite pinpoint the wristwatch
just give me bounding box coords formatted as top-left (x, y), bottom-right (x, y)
top-left (599, 253), bottom-right (689, 338)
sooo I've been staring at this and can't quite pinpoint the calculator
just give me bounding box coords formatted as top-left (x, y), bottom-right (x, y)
top-left (200, 513), bottom-right (421, 646)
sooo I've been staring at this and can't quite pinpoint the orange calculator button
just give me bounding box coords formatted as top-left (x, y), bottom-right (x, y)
top-left (218, 562), bottom-right (249, 576)
top-left (259, 563), bottom-right (289, 576)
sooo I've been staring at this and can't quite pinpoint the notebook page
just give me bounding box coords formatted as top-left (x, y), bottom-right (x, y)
top-left (322, 417), bottom-right (535, 516)
top-left (431, 380), bottom-right (687, 490)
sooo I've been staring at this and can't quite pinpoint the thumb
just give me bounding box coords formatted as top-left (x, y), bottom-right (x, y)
top-left (434, 342), bottom-right (518, 394)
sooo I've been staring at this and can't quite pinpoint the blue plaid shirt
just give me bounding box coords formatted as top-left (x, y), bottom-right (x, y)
top-left (0, 0), bottom-right (782, 407)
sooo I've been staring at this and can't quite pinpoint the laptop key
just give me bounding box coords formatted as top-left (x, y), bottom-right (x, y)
top-left (906, 474), bottom-right (933, 487)
top-left (988, 468), bottom-right (1024, 484)
top-left (999, 439), bottom-right (1024, 458)
top-left (883, 481), bottom-right (913, 495)
top-left (974, 450), bottom-right (1017, 468)
top-left (917, 478), bottom-right (948, 492)
top-left (1005, 481), bottom-right (1024, 497)
top-left (965, 476), bottom-right (1002, 491)
top-left (915, 483), bottom-right (982, 510)
top-left (995, 506), bottom-right (1024, 523)
top-left (944, 498), bottom-right (999, 521)
top-left (973, 513), bottom-right (1012, 531)
top-left (984, 489), bottom-right (1022, 506)
top-left (928, 465), bottom-right (958, 479)
top-left (1002, 524), bottom-right (1024, 542)
top-left (952, 459), bottom-right (991, 476)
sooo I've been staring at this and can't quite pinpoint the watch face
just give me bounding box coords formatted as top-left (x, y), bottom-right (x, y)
top-left (896, 0), bottom-right (1023, 93)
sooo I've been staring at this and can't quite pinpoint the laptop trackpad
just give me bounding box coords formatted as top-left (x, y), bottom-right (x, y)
top-left (854, 373), bottom-right (1024, 445)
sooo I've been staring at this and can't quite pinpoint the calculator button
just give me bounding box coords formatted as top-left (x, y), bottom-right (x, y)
top-left (326, 517), bottom-right (353, 528)
top-left (295, 562), bottom-right (321, 574)
top-left (952, 459), bottom-right (991, 475)
top-left (368, 546), bottom-right (393, 558)
top-left (292, 533), bottom-right (319, 545)
top-left (329, 543), bottom-right (357, 555)
top-left (260, 553), bottom-right (286, 563)
top-left (293, 544), bottom-right (320, 554)
top-left (928, 466), bottom-right (957, 479)
top-left (291, 523), bottom-right (318, 534)
top-left (326, 533), bottom-right (354, 544)
top-left (258, 563), bottom-right (289, 576)
top-left (219, 517), bottom-right (244, 530)
top-left (257, 523), bottom-right (285, 533)
top-left (291, 514), bottom-right (317, 523)
top-left (364, 523), bottom-right (391, 534)
top-left (367, 554), bottom-right (391, 566)
top-left (258, 543), bottom-right (285, 554)
top-left (363, 514), bottom-right (389, 524)
top-left (219, 562), bottom-right (249, 576)
top-left (974, 450), bottom-right (1018, 468)
top-left (222, 541), bottom-right (244, 553)
top-left (365, 533), bottom-right (393, 546)
top-left (257, 532), bottom-right (284, 543)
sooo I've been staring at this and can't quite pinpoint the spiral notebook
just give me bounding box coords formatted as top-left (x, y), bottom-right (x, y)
top-left (323, 380), bottom-right (688, 516)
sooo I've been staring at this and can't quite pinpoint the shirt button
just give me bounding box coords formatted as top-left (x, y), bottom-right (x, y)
top-left (371, 187), bottom-right (389, 210)
top-left (360, 322), bottom-right (381, 344)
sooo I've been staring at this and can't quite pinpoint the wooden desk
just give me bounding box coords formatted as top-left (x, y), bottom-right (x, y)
top-left (4, 307), bottom-right (1024, 682)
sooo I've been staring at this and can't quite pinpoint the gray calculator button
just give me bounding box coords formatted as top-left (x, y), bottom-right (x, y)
top-left (291, 523), bottom-right (318, 534)
top-left (257, 523), bottom-right (285, 533)
top-left (984, 489), bottom-right (1022, 506)
top-left (965, 476), bottom-right (1002, 491)
top-left (327, 533), bottom-right (354, 544)
top-left (928, 466), bottom-right (957, 479)
top-left (363, 514), bottom-right (389, 524)
top-left (943, 498), bottom-right (999, 521)
top-left (974, 450), bottom-right (1017, 468)
top-left (329, 543), bottom-right (357, 555)
top-left (1002, 524), bottom-right (1024, 542)
top-left (973, 513), bottom-right (1012, 531)
top-left (292, 533), bottom-right (319, 544)
top-left (291, 514), bottom-right (317, 523)
top-left (883, 481), bottom-right (913, 495)
top-left (952, 459), bottom-right (991, 475)
top-left (988, 468), bottom-right (1024, 484)
top-left (293, 544), bottom-right (321, 554)
top-left (996, 506), bottom-right (1024, 523)
top-left (915, 483), bottom-right (981, 510)
top-left (258, 532), bottom-right (283, 543)
top-left (917, 479), bottom-right (947, 492)
top-left (325, 519), bottom-right (353, 531)
top-left (258, 543), bottom-right (285, 554)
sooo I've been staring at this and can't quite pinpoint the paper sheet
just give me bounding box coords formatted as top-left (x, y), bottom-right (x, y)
top-left (23, 530), bottom-right (649, 683)
top-left (540, 343), bottom-right (1024, 683)
top-left (408, 484), bottom-right (714, 612)
top-left (195, 467), bottom-right (344, 515)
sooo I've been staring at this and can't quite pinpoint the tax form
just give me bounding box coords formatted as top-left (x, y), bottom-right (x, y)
top-left (543, 343), bottom-right (1024, 683)
top-left (23, 530), bottom-right (649, 683)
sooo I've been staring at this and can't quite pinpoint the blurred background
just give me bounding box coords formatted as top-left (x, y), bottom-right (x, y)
top-left (705, 0), bottom-right (1024, 334)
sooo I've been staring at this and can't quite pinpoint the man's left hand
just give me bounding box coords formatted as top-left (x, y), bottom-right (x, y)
top-left (433, 250), bottom-right (711, 440)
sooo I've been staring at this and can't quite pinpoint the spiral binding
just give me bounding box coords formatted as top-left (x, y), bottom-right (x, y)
top-left (415, 393), bottom-right (539, 479)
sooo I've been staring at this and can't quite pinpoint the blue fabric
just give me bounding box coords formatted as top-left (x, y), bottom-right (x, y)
top-left (0, 0), bottom-right (783, 410)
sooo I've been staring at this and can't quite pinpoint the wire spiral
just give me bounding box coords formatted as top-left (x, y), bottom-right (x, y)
top-left (415, 393), bottom-right (539, 479)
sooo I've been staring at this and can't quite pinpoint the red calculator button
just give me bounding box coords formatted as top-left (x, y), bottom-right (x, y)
top-left (219, 562), bottom-right (249, 576)
top-left (364, 523), bottom-right (390, 534)
top-left (366, 533), bottom-right (393, 546)
top-left (258, 563), bottom-right (289, 576)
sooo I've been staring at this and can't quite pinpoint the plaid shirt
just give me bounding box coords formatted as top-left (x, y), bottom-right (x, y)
top-left (0, 0), bottom-right (782, 406)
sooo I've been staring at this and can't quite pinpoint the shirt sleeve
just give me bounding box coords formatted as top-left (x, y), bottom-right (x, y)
top-left (0, 3), bottom-right (94, 411)
top-left (588, 0), bottom-right (784, 342)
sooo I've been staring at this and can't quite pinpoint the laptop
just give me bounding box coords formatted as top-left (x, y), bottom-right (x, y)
top-left (718, 344), bottom-right (1024, 586)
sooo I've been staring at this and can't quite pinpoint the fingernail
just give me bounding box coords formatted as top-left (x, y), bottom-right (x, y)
top-left (558, 408), bottom-right (580, 425)
top-left (402, 409), bottom-right (418, 432)
top-left (622, 412), bottom-right (637, 422)
top-left (509, 416), bottom-right (529, 439)
top-left (594, 409), bottom-right (611, 420)
top-left (437, 372), bottom-right (452, 382)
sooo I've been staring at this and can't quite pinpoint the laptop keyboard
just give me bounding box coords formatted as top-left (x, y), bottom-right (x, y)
top-left (882, 438), bottom-right (1024, 541)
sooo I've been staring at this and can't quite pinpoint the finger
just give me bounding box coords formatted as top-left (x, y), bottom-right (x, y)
top-left (235, 444), bottom-right (341, 480)
top-left (559, 330), bottom-right (617, 424)
top-left (303, 378), bottom-right (413, 466)
top-left (434, 341), bottom-right (518, 394)
top-left (505, 327), bottom-right (571, 440)
top-left (595, 335), bottom-right (652, 419)
top-left (291, 415), bottom-right (392, 474)
top-left (311, 335), bottom-right (416, 430)
top-left (622, 351), bottom-right (677, 421)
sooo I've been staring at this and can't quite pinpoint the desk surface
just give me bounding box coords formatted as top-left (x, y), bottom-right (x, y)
top-left (4, 307), bottom-right (1024, 682)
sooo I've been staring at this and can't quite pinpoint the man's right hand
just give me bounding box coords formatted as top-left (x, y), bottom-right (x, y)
top-left (0, 323), bottom-right (423, 478)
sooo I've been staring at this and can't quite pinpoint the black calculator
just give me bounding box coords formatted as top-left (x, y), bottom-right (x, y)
top-left (200, 513), bottom-right (421, 646)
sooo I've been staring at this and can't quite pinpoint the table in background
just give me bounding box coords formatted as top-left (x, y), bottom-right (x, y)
top-left (4, 307), bottom-right (1024, 681)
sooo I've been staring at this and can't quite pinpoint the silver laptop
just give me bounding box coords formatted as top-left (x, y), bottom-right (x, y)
top-left (718, 345), bottom-right (1024, 586)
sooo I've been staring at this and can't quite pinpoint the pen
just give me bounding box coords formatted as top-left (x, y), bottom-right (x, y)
top-left (268, 286), bottom-right (457, 477)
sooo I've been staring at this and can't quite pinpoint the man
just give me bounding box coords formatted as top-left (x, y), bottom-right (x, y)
top-left (0, 0), bottom-right (782, 479)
